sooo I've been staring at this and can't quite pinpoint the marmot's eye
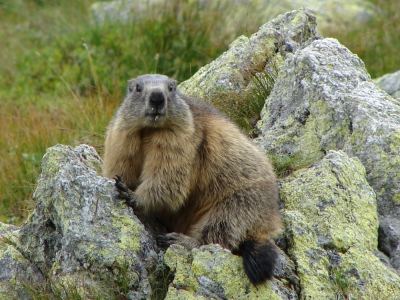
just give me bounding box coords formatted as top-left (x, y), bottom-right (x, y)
top-left (136, 84), bottom-right (142, 92)
top-left (168, 83), bottom-right (175, 92)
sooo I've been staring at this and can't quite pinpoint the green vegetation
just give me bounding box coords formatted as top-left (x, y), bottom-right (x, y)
top-left (0, 0), bottom-right (268, 224)
top-left (210, 62), bottom-right (278, 137)
top-left (0, 0), bottom-right (399, 224)
top-left (267, 151), bottom-right (322, 178)
top-left (329, 268), bottom-right (356, 300)
top-left (324, 0), bottom-right (400, 78)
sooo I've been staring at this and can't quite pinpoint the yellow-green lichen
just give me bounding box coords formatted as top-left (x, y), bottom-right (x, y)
top-left (3, 244), bottom-right (27, 264)
top-left (280, 151), bottom-right (400, 298)
top-left (164, 245), bottom-right (199, 292)
top-left (51, 262), bottom-right (62, 275)
top-left (339, 247), bottom-right (400, 299)
top-left (165, 287), bottom-right (206, 300)
top-left (283, 211), bottom-right (337, 298)
top-left (165, 245), bottom-right (280, 300)
top-left (112, 214), bottom-right (142, 252)
top-left (393, 194), bottom-right (400, 205)
top-left (281, 152), bottom-right (378, 251)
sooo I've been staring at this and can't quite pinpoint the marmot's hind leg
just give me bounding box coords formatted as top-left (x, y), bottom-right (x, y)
top-left (199, 189), bottom-right (280, 284)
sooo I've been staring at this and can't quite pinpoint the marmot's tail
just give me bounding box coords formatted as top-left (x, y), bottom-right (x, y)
top-left (239, 237), bottom-right (278, 285)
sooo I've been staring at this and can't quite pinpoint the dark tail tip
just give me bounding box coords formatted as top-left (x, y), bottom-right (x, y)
top-left (239, 238), bottom-right (278, 285)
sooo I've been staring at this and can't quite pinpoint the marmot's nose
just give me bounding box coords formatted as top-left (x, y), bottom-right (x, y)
top-left (149, 92), bottom-right (165, 111)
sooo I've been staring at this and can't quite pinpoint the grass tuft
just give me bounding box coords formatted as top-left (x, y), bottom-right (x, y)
top-left (210, 61), bottom-right (278, 137)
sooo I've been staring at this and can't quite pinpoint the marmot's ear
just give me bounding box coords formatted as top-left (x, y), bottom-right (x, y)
top-left (127, 79), bottom-right (136, 93)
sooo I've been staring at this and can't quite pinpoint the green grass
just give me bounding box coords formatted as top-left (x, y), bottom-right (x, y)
top-left (0, 0), bottom-right (399, 224)
top-left (323, 0), bottom-right (400, 78)
top-left (210, 61), bottom-right (278, 137)
top-left (0, 0), bottom-right (272, 224)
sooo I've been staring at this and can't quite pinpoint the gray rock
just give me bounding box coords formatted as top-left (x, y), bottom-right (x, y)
top-left (373, 70), bottom-right (400, 99)
top-left (1, 144), bottom-right (165, 299)
top-left (179, 8), bottom-right (320, 100)
top-left (280, 150), bottom-right (400, 299)
top-left (90, 0), bottom-right (153, 24)
top-left (0, 223), bottom-right (44, 300)
top-left (90, 0), bottom-right (291, 26)
top-left (164, 244), bottom-right (296, 300)
top-left (256, 37), bottom-right (400, 274)
top-left (287, 0), bottom-right (375, 34)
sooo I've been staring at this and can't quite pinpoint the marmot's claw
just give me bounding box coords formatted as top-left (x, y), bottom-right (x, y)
top-left (125, 198), bottom-right (137, 208)
top-left (156, 233), bottom-right (180, 248)
top-left (114, 175), bottom-right (137, 208)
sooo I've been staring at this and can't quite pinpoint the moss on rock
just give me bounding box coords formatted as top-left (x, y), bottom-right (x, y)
top-left (164, 244), bottom-right (281, 300)
top-left (281, 150), bottom-right (400, 298)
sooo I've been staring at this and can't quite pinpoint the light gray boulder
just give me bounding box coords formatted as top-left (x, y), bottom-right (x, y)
top-left (163, 244), bottom-right (299, 300)
top-left (179, 8), bottom-right (320, 100)
top-left (90, 0), bottom-right (375, 37)
top-left (1, 144), bottom-right (165, 300)
top-left (280, 150), bottom-right (400, 299)
top-left (373, 70), bottom-right (400, 99)
top-left (256, 37), bottom-right (400, 274)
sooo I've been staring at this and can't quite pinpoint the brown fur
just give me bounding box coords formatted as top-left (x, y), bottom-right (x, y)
top-left (103, 74), bottom-right (282, 283)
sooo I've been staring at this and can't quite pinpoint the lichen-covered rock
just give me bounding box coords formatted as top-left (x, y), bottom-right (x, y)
top-left (373, 69), bottom-right (400, 99)
top-left (90, 0), bottom-right (374, 41)
top-left (257, 37), bottom-right (400, 274)
top-left (281, 150), bottom-right (400, 299)
top-left (179, 8), bottom-right (320, 100)
top-left (90, 0), bottom-right (288, 27)
top-left (1, 144), bottom-right (165, 299)
top-left (164, 244), bottom-right (291, 300)
top-left (287, 0), bottom-right (375, 34)
top-left (90, 0), bottom-right (159, 24)
top-left (0, 223), bottom-right (44, 300)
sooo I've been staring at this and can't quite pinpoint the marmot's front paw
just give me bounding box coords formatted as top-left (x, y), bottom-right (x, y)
top-left (156, 233), bottom-right (180, 248)
top-left (114, 175), bottom-right (137, 208)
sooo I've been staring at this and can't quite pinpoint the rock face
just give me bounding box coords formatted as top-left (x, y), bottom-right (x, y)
top-left (164, 244), bottom-right (281, 300)
top-left (281, 150), bottom-right (399, 299)
top-left (2, 8), bottom-right (400, 299)
top-left (256, 37), bottom-right (400, 274)
top-left (374, 70), bottom-right (400, 99)
top-left (179, 9), bottom-right (319, 100)
top-left (1, 145), bottom-right (165, 299)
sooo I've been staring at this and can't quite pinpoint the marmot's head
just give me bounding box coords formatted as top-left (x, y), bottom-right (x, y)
top-left (119, 74), bottom-right (192, 129)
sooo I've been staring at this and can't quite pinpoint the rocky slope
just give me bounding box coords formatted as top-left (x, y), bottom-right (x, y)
top-left (1, 8), bottom-right (400, 300)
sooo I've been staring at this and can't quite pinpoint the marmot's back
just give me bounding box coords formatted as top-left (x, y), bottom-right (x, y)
top-left (103, 74), bottom-right (281, 285)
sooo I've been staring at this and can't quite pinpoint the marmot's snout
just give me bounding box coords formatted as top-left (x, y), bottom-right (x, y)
top-left (149, 91), bottom-right (165, 112)
top-left (146, 90), bottom-right (166, 122)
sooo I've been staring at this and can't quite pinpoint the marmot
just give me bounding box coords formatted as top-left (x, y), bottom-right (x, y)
top-left (103, 74), bottom-right (282, 285)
